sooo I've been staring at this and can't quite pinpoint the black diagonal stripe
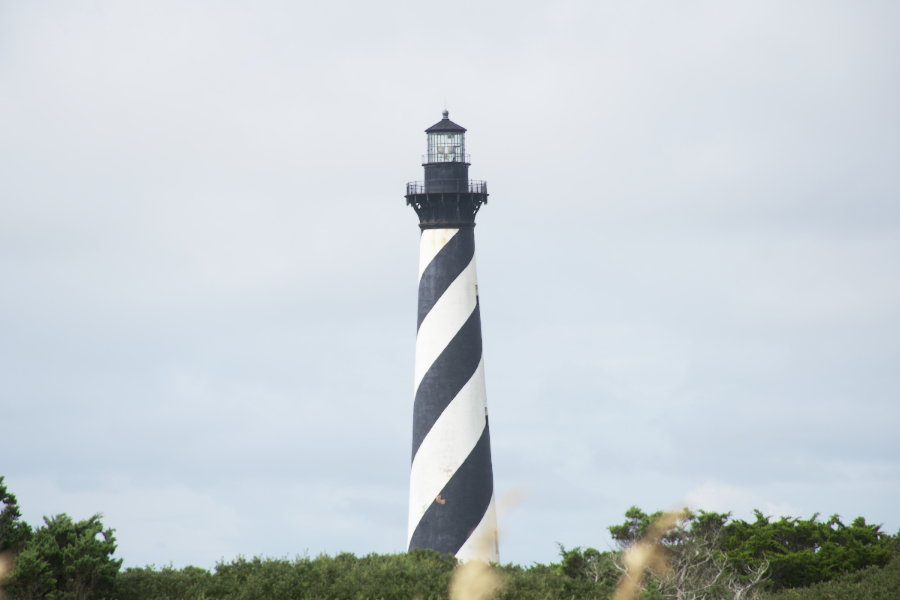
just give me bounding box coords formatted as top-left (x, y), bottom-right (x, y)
top-left (418, 228), bottom-right (475, 332)
top-left (409, 418), bottom-right (494, 556)
top-left (412, 301), bottom-right (483, 462)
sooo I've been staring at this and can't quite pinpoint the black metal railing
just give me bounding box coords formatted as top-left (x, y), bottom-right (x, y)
top-left (422, 154), bottom-right (471, 164)
top-left (407, 180), bottom-right (487, 195)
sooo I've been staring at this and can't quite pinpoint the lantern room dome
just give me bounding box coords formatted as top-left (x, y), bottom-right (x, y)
top-left (425, 110), bottom-right (467, 133)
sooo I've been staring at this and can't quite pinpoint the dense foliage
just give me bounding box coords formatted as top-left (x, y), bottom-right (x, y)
top-left (1, 476), bottom-right (898, 600)
top-left (113, 552), bottom-right (900, 600)
top-left (115, 551), bottom-right (621, 600)
top-left (0, 477), bottom-right (31, 555)
top-left (610, 506), bottom-right (898, 592)
top-left (723, 510), bottom-right (896, 590)
top-left (4, 514), bottom-right (122, 600)
top-left (762, 554), bottom-right (900, 600)
top-left (117, 550), bottom-right (455, 600)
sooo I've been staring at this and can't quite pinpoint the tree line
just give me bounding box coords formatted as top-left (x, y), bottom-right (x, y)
top-left (1, 476), bottom-right (897, 599)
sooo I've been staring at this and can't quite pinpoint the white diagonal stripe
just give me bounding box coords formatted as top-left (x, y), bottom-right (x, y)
top-left (455, 494), bottom-right (499, 563)
top-left (414, 254), bottom-right (478, 393)
top-left (418, 228), bottom-right (459, 283)
top-left (407, 356), bottom-right (487, 545)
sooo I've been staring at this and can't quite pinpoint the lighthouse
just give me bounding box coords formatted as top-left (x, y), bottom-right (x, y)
top-left (405, 110), bottom-right (499, 562)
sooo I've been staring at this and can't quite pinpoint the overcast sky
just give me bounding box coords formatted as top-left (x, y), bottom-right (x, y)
top-left (1, 0), bottom-right (899, 569)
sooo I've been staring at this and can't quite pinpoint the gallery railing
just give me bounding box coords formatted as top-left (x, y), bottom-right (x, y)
top-left (406, 180), bottom-right (487, 195)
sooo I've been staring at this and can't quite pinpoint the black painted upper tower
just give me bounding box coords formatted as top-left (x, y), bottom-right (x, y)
top-left (406, 110), bottom-right (488, 229)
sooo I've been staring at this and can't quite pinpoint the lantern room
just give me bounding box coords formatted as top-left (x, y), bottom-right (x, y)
top-left (425, 110), bottom-right (468, 164)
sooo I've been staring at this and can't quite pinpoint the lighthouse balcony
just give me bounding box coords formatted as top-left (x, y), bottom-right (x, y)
top-left (406, 180), bottom-right (488, 195)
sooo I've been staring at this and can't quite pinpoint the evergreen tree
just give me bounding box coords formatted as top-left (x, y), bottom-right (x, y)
top-left (0, 476), bottom-right (31, 554)
top-left (8, 513), bottom-right (122, 600)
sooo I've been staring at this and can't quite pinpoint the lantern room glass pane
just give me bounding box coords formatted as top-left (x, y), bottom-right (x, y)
top-left (427, 132), bottom-right (465, 163)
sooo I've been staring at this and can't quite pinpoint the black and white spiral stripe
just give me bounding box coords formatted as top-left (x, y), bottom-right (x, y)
top-left (407, 227), bottom-right (498, 562)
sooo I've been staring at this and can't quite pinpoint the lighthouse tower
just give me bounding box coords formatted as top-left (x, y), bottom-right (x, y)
top-left (405, 111), bottom-right (498, 562)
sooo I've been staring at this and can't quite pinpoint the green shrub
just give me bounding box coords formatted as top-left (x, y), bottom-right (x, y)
top-left (114, 549), bottom-right (622, 600)
top-left (722, 511), bottom-right (896, 590)
top-left (117, 549), bottom-right (460, 600)
top-left (762, 553), bottom-right (900, 600)
top-left (116, 564), bottom-right (213, 600)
